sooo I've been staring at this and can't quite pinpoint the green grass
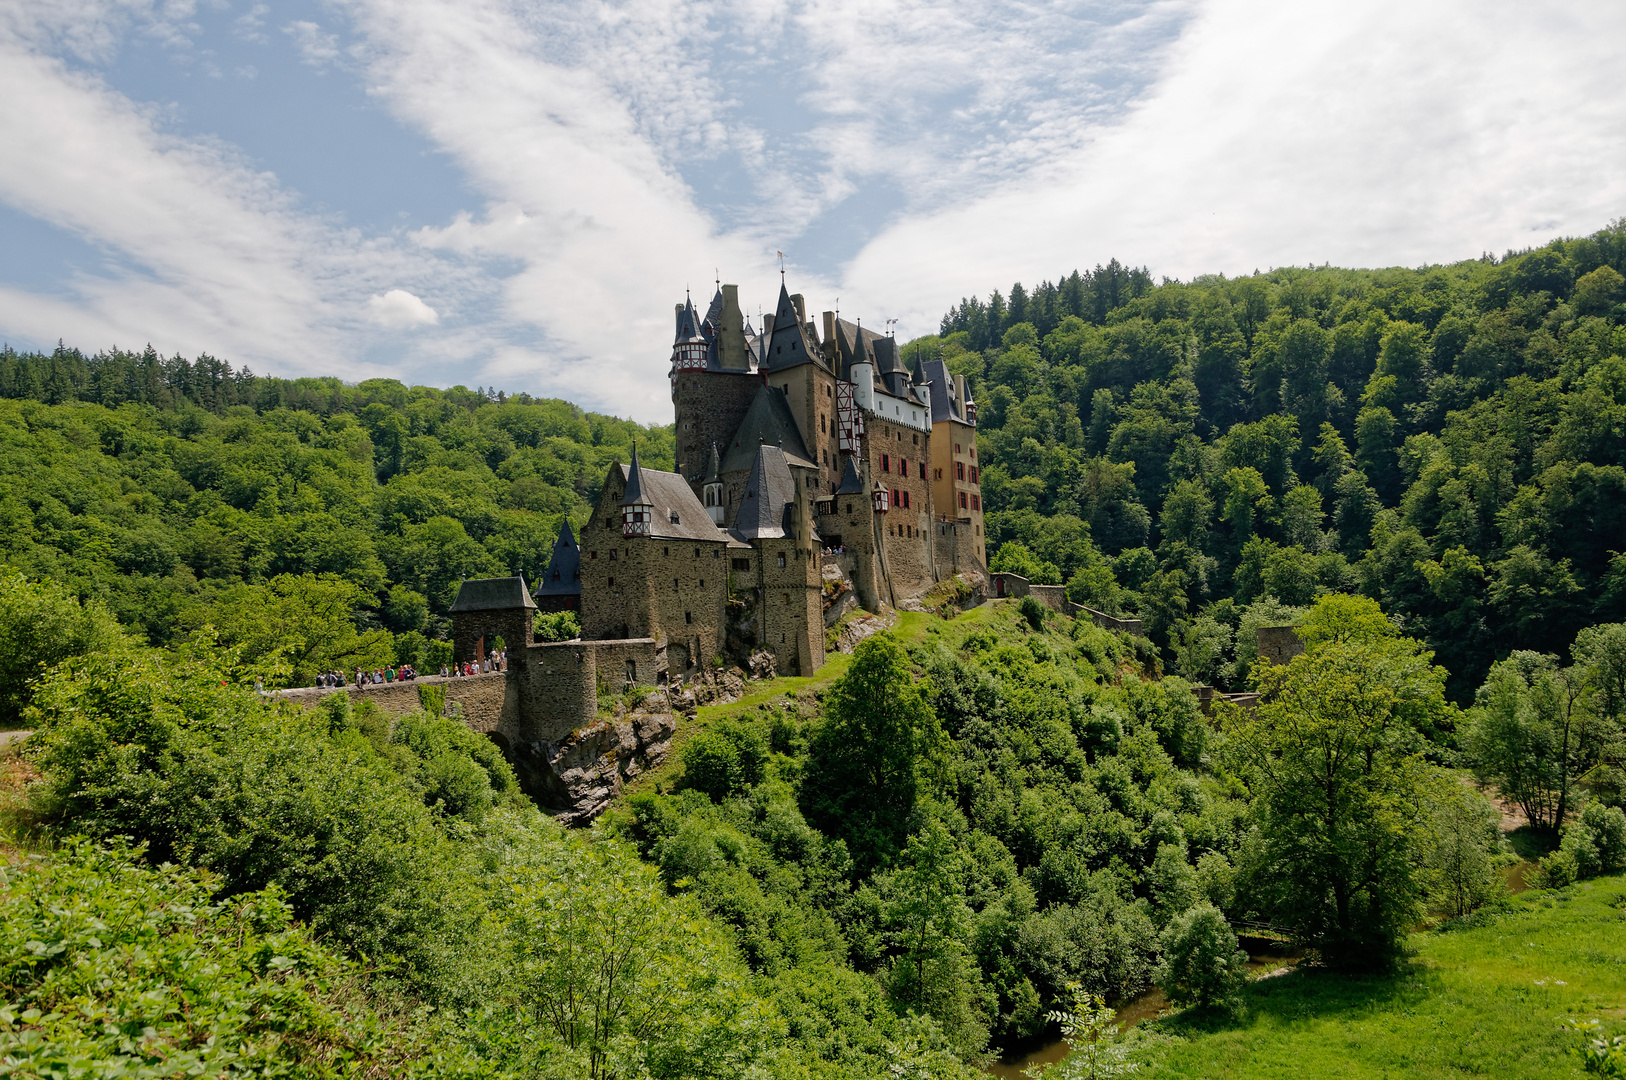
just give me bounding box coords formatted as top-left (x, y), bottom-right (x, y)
top-left (1138, 874), bottom-right (1626, 1080)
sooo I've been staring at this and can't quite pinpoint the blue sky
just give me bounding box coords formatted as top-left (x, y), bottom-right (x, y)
top-left (2, 0), bottom-right (1623, 421)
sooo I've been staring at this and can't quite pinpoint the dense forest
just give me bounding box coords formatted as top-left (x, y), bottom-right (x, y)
top-left (2, 224), bottom-right (1625, 1079)
top-left (0, 348), bottom-right (670, 691)
top-left (913, 226), bottom-right (1626, 701)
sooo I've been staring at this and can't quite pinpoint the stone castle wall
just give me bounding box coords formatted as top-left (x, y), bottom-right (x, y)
top-left (766, 363), bottom-right (842, 496)
top-left (866, 415), bottom-right (935, 600)
top-left (644, 538), bottom-right (729, 676)
top-left (1256, 625), bottom-right (1305, 666)
top-left (673, 370), bottom-right (760, 493)
top-left (755, 536), bottom-right (823, 675)
top-left (278, 671), bottom-right (518, 741)
top-left (517, 640), bottom-right (599, 742)
top-left (453, 607), bottom-right (532, 665)
top-left (932, 519), bottom-right (985, 576)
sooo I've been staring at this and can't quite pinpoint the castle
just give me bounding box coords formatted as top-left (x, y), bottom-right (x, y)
top-left (445, 280), bottom-right (986, 748)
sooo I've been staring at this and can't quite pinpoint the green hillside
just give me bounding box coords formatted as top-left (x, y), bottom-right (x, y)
top-left (0, 357), bottom-right (670, 691)
top-left (912, 224), bottom-right (1626, 700)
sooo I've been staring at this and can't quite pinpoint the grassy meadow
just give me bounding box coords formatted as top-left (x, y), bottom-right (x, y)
top-left (1136, 874), bottom-right (1626, 1079)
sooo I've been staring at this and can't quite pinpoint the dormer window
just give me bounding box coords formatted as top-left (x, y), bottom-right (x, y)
top-left (670, 511), bottom-right (680, 524)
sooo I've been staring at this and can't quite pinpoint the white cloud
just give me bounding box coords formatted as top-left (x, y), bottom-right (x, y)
top-left (0, 16), bottom-right (472, 383)
top-left (845, 0), bottom-right (1626, 333)
top-left (284, 19), bottom-right (339, 67)
top-left (3, 0), bottom-right (1624, 425)
top-left (369, 288), bottom-right (438, 327)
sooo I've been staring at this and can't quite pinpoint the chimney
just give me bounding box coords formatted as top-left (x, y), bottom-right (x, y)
top-left (719, 284), bottom-right (748, 370)
top-left (791, 293), bottom-right (807, 327)
top-left (823, 310), bottom-right (835, 343)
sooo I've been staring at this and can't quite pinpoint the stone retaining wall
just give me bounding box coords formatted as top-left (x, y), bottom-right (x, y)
top-left (277, 672), bottom-right (518, 740)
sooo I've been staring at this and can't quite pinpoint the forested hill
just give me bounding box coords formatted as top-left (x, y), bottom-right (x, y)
top-left (909, 223), bottom-right (1626, 699)
top-left (0, 346), bottom-right (672, 683)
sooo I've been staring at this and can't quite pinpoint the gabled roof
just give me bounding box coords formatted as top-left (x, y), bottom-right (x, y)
top-left (535, 521), bottom-right (581, 597)
top-left (722, 384), bottom-right (815, 473)
top-left (833, 317), bottom-right (888, 382)
top-left (608, 462), bottom-right (729, 542)
top-left (731, 444), bottom-right (800, 541)
top-left (922, 358), bottom-right (955, 424)
top-left (764, 282), bottom-right (824, 373)
top-left (834, 455), bottom-right (865, 495)
top-left (450, 575), bottom-right (537, 612)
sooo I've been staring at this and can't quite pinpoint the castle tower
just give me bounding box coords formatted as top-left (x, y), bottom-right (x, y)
top-left (621, 445), bottom-right (653, 537)
top-left (672, 285), bottom-right (761, 493)
top-left (702, 442), bottom-right (724, 525)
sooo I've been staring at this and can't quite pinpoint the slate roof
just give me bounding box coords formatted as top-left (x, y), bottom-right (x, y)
top-left (673, 294), bottom-right (704, 346)
top-left (731, 444), bottom-right (800, 541)
top-left (832, 317), bottom-right (888, 382)
top-left (722, 384), bottom-right (815, 473)
top-left (450, 575), bottom-right (537, 612)
top-left (834, 455), bottom-right (865, 495)
top-left (922, 358), bottom-right (958, 424)
top-left (764, 282), bottom-right (826, 373)
top-left (535, 521), bottom-right (581, 597)
top-left (609, 462), bottom-right (730, 542)
top-left (620, 444), bottom-right (649, 506)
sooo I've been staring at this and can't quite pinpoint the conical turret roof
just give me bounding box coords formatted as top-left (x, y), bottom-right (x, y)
top-left (535, 520), bottom-right (582, 597)
top-left (673, 294), bottom-right (705, 345)
top-left (834, 455), bottom-right (865, 495)
top-left (620, 444), bottom-right (650, 507)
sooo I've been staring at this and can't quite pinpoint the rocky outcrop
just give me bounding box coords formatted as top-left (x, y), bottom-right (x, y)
top-left (835, 609), bottom-right (897, 653)
top-left (515, 692), bottom-right (678, 826)
top-left (510, 666), bottom-right (752, 826)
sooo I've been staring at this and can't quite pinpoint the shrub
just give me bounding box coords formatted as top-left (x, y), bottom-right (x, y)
top-left (1019, 595), bottom-right (1047, 631)
top-left (0, 839), bottom-right (478, 1078)
top-left (1154, 902), bottom-right (1249, 1011)
top-left (0, 570), bottom-right (125, 727)
top-left (678, 720), bottom-right (767, 802)
top-left (1580, 802), bottom-right (1626, 874)
top-left (1530, 848), bottom-right (1579, 890)
top-left (534, 610), bottom-right (582, 643)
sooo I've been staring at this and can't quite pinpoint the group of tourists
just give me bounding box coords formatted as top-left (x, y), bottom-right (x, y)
top-left (300, 649), bottom-right (508, 691)
top-left (821, 544), bottom-right (848, 555)
top-left (447, 650), bottom-right (507, 677)
top-left (327, 665), bottom-right (421, 689)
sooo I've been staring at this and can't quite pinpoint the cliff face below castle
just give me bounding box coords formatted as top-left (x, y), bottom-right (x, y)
top-left (513, 666), bottom-right (746, 824)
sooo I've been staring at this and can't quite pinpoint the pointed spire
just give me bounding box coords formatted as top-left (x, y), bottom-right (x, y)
top-left (620, 443), bottom-right (649, 507)
top-left (673, 293), bottom-right (704, 346)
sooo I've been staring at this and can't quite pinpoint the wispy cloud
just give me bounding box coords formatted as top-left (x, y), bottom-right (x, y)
top-left (844, 0), bottom-right (1626, 331)
top-left (1, 0), bottom-right (1622, 422)
top-left (0, 14), bottom-right (474, 382)
top-left (284, 19), bottom-right (339, 68)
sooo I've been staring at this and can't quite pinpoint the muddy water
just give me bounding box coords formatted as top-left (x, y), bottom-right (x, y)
top-left (983, 944), bottom-right (1296, 1079)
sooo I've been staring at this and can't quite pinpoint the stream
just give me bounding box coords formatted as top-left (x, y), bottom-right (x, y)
top-left (983, 941), bottom-right (1296, 1079)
